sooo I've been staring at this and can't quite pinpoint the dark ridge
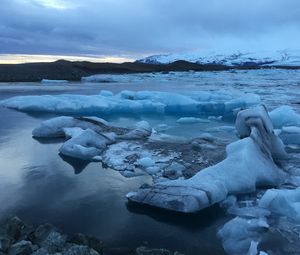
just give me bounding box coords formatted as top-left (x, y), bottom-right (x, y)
top-left (0, 59), bottom-right (299, 82)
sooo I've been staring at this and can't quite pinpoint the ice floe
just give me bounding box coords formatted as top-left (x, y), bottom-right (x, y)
top-left (270, 105), bottom-right (300, 128)
top-left (41, 79), bottom-right (69, 83)
top-left (1, 90), bottom-right (260, 117)
top-left (259, 187), bottom-right (300, 222)
top-left (176, 117), bottom-right (210, 124)
top-left (127, 105), bottom-right (288, 212)
top-left (218, 216), bottom-right (269, 255)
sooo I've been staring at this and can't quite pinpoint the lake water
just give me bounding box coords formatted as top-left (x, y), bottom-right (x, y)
top-left (0, 69), bottom-right (300, 254)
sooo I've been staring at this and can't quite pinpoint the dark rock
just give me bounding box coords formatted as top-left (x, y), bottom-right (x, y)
top-left (33, 223), bottom-right (59, 244)
top-left (6, 217), bottom-right (26, 241)
top-left (69, 234), bottom-right (104, 254)
top-left (102, 247), bottom-right (135, 255)
top-left (69, 233), bottom-right (89, 246)
top-left (63, 245), bottom-right (99, 255)
top-left (0, 236), bottom-right (11, 252)
top-left (31, 247), bottom-right (50, 255)
top-left (7, 240), bottom-right (33, 255)
top-left (40, 231), bottom-right (66, 253)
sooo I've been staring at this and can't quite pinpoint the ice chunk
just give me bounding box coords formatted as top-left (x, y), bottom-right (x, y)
top-left (41, 79), bottom-right (68, 83)
top-left (119, 121), bottom-right (152, 140)
top-left (137, 157), bottom-right (155, 168)
top-left (127, 106), bottom-right (287, 212)
top-left (270, 106), bottom-right (300, 128)
top-left (59, 129), bottom-right (111, 161)
top-left (176, 117), bottom-right (210, 124)
top-left (279, 126), bottom-right (300, 146)
top-left (32, 116), bottom-right (109, 138)
top-left (100, 90), bottom-right (114, 97)
top-left (259, 188), bottom-right (300, 222)
top-left (1, 90), bottom-right (260, 117)
top-left (218, 217), bottom-right (269, 255)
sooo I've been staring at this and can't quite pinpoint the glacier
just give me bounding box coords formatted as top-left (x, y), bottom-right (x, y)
top-left (137, 49), bottom-right (300, 66)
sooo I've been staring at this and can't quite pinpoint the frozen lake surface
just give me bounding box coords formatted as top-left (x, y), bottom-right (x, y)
top-left (0, 69), bottom-right (300, 254)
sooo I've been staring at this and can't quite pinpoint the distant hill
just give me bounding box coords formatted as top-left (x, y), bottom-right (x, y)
top-left (0, 58), bottom-right (300, 82)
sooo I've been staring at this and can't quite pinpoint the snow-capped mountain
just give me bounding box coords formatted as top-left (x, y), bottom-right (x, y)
top-left (137, 50), bottom-right (300, 66)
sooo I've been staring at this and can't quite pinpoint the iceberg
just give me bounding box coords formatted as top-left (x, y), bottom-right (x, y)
top-left (127, 105), bottom-right (287, 212)
top-left (259, 187), bottom-right (300, 222)
top-left (1, 90), bottom-right (260, 117)
top-left (270, 106), bottom-right (300, 128)
top-left (279, 126), bottom-right (300, 146)
top-left (218, 216), bottom-right (269, 255)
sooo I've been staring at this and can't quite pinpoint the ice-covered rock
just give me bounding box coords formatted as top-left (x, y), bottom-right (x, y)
top-left (127, 106), bottom-right (287, 212)
top-left (1, 90), bottom-right (260, 117)
top-left (217, 217), bottom-right (269, 255)
top-left (259, 187), bottom-right (300, 222)
top-left (270, 106), bottom-right (300, 128)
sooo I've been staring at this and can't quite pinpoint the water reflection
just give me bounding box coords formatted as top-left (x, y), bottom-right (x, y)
top-left (59, 154), bottom-right (90, 174)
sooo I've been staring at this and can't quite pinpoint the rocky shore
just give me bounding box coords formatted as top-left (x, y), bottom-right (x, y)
top-left (0, 216), bottom-right (184, 255)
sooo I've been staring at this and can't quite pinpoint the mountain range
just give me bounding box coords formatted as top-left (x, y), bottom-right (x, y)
top-left (137, 49), bottom-right (300, 66)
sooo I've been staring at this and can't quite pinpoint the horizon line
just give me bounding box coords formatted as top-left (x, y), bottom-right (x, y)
top-left (0, 54), bottom-right (136, 64)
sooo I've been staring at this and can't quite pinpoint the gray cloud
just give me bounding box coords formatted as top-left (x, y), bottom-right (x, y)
top-left (0, 0), bottom-right (299, 58)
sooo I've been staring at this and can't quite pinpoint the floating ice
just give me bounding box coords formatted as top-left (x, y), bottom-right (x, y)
top-left (41, 79), bottom-right (68, 83)
top-left (32, 115), bottom-right (227, 179)
top-left (217, 216), bottom-right (269, 255)
top-left (270, 105), bottom-right (300, 128)
top-left (176, 117), bottom-right (210, 124)
top-left (127, 105), bottom-right (287, 212)
top-left (32, 116), bottom-right (110, 138)
top-left (1, 90), bottom-right (260, 117)
top-left (60, 128), bottom-right (113, 161)
top-left (279, 126), bottom-right (300, 146)
top-left (259, 187), bottom-right (300, 222)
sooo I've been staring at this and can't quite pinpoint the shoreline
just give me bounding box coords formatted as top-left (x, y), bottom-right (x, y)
top-left (0, 216), bottom-right (184, 255)
top-left (1, 60), bottom-right (300, 82)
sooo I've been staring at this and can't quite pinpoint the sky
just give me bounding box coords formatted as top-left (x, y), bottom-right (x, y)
top-left (0, 0), bottom-right (299, 63)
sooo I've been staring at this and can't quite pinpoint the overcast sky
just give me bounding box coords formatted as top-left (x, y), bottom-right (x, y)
top-left (0, 0), bottom-right (299, 62)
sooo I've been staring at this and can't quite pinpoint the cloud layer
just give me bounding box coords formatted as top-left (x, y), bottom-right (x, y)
top-left (0, 0), bottom-right (300, 59)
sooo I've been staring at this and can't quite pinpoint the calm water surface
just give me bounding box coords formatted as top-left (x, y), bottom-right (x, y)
top-left (0, 70), bottom-right (299, 254)
top-left (0, 87), bottom-right (229, 255)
